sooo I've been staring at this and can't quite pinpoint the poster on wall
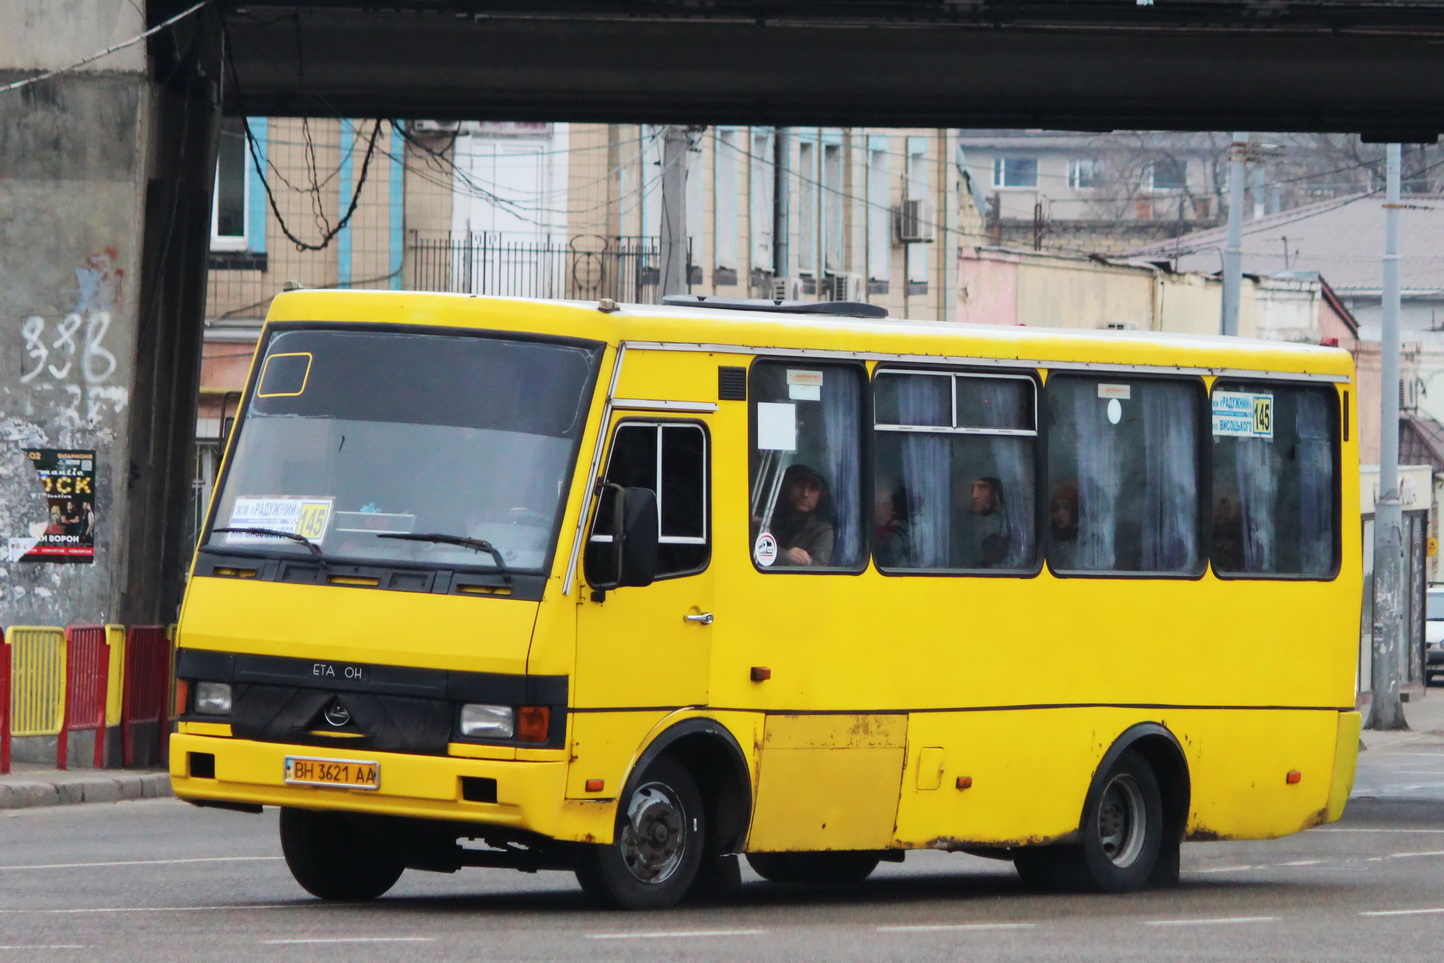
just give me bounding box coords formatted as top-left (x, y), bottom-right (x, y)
top-left (8, 448), bottom-right (97, 564)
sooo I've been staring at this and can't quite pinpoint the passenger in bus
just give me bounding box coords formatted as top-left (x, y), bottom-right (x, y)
top-left (1212, 496), bottom-right (1246, 572)
top-left (873, 481), bottom-right (910, 568)
top-left (771, 464), bottom-right (835, 567)
top-left (1049, 485), bottom-right (1080, 570)
top-left (953, 476), bottom-right (1008, 568)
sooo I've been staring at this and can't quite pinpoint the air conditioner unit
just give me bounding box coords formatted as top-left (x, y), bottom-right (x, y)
top-left (771, 276), bottom-right (804, 301)
top-left (827, 272), bottom-right (865, 302)
top-left (410, 120), bottom-right (461, 133)
top-left (893, 199), bottom-right (932, 245)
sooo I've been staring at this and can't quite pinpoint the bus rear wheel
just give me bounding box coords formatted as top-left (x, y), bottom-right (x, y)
top-left (575, 757), bottom-right (705, 910)
top-left (746, 851), bottom-right (881, 884)
top-left (278, 808), bottom-right (405, 901)
top-left (1014, 749), bottom-right (1163, 893)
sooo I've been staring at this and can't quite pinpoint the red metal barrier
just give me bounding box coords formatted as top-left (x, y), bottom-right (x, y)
top-left (58, 626), bottom-right (110, 770)
top-left (1, 627), bottom-right (11, 775)
top-left (121, 626), bottom-right (172, 767)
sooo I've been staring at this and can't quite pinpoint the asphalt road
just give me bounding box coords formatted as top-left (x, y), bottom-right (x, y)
top-left (1, 750), bottom-right (1442, 962)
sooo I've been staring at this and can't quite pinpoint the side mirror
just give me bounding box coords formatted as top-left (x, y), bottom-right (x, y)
top-left (584, 484), bottom-right (658, 590)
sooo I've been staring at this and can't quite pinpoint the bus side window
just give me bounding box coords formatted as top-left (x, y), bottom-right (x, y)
top-left (1210, 383), bottom-right (1337, 577)
top-left (748, 362), bottom-right (865, 570)
top-left (588, 422), bottom-right (709, 581)
top-left (1044, 376), bottom-right (1204, 575)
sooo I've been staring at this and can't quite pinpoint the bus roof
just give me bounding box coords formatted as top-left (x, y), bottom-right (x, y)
top-left (265, 290), bottom-right (1354, 381)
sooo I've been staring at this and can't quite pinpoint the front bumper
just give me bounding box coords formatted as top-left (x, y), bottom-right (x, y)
top-left (170, 733), bottom-right (569, 834)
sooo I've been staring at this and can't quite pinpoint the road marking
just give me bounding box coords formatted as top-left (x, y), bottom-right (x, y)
top-left (1278, 860), bottom-right (1323, 866)
top-left (878, 923), bottom-right (1036, 932)
top-left (0, 947), bottom-right (87, 952)
top-left (1315, 828), bottom-right (1444, 833)
top-left (1388, 851), bottom-right (1444, 858)
top-left (1143, 917), bottom-right (1277, 927)
top-left (0, 905), bottom-right (304, 914)
top-left (1195, 865), bottom-right (1256, 873)
top-left (588, 930), bottom-right (766, 940)
top-left (0, 856), bottom-right (283, 871)
top-left (1360, 908), bottom-right (1444, 917)
top-left (260, 938), bottom-right (435, 945)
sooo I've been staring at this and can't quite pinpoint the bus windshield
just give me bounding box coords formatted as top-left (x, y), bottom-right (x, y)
top-left (204, 327), bottom-right (601, 574)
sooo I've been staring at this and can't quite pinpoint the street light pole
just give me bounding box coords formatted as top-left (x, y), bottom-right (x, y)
top-left (1221, 132), bottom-right (1247, 336)
top-left (1369, 142), bottom-right (1408, 730)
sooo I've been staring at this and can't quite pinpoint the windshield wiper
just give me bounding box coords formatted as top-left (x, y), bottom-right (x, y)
top-left (376, 533), bottom-right (511, 583)
top-left (210, 527), bottom-right (328, 571)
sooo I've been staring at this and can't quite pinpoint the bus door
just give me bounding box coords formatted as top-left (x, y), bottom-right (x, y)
top-left (575, 418), bottom-right (714, 709)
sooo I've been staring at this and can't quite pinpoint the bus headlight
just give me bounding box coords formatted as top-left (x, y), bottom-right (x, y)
top-left (460, 703), bottom-right (514, 739)
top-left (193, 682), bottom-right (232, 716)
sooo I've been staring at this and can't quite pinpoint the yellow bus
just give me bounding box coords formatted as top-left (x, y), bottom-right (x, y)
top-left (170, 290), bottom-right (1360, 909)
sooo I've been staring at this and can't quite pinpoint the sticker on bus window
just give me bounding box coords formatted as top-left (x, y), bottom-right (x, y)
top-left (1097, 383), bottom-right (1132, 400)
top-left (225, 496), bottom-right (334, 543)
top-left (257, 352), bottom-right (314, 398)
top-left (754, 532), bottom-right (778, 567)
top-left (756, 402), bottom-right (798, 451)
top-left (787, 369), bottom-right (824, 401)
top-left (1212, 391), bottom-right (1274, 439)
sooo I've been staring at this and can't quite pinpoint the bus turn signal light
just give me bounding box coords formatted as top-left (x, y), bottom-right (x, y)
top-left (585, 779), bottom-right (605, 793)
top-left (517, 706), bottom-right (550, 743)
top-left (174, 679), bottom-right (189, 717)
top-left (1286, 770), bottom-right (1302, 784)
top-left (751, 666), bottom-right (771, 682)
top-left (956, 776), bottom-right (973, 790)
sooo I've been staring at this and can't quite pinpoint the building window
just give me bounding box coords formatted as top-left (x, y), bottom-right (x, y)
top-left (212, 117), bottom-right (251, 251)
top-left (1147, 158), bottom-right (1187, 192)
top-left (750, 128), bottom-right (774, 272)
top-left (992, 156), bottom-right (1038, 190)
top-left (866, 144), bottom-right (890, 282)
top-left (715, 129), bottom-right (740, 273)
top-left (1069, 158), bottom-right (1102, 190)
top-left (798, 139), bottom-right (818, 275)
top-left (823, 141), bottom-right (845, 275)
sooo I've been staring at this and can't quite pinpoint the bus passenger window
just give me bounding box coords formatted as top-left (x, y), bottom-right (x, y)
top-left (749, 362), bottom-right (864, 570)
top-left (1044, 376), bottom-right (1202, 575)
top-left (1210, 383), bottom-right (1337, 577)
top-left (872, 370), bottom-right (1037, 572)
top-left (589, 422), bottom-right (709, 580)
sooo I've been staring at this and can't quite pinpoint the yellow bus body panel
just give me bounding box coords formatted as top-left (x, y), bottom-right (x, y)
top-left (174, 290), bottom-right (1362, 859)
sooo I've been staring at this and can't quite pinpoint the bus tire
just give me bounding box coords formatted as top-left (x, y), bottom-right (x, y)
top-left (575, 757), bottom-right (705, 910)
top-left (1016, 749), bottom-right (1164, 893)
top-left (278, 808), bottom-right (405, 901)
top-left (745, 851), bottom-right (881, 884)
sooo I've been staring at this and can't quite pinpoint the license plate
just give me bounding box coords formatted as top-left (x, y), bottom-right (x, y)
top-left (284, 756), bottom-right (380, 790)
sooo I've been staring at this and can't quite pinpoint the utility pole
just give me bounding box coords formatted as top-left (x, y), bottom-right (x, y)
top-left (658, 125), bottom-right (690, 299)
top-left (1370, 143), bottom-right (1409, 730)
top-left (774, 127), bottom-right (791, 282)
top-left (1221, 132), bottom-right (1247, 336)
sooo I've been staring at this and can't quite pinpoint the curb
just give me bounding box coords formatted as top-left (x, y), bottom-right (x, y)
top-left (0, 772), bottom-right (172, 810)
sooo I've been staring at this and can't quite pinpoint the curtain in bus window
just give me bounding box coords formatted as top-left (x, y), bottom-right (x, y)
top-left (1070, 383), bottom-right (1119, 569)
top-left (1297, 393), bottom-right (1334, 574)
top-left (1140, 384), bottom-right (1199, 571)
top-left (895, 376), bottom-right (951, 567)
top-left (821, 370), bottom-right (863, 566)
top-left (1235, 436), bottom-right (1277, 572)
top-left (976, 379), bottom-right (1034, 567)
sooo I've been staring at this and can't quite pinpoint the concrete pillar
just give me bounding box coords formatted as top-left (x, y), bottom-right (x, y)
top-left (1, 2), bottom-right (220, 628)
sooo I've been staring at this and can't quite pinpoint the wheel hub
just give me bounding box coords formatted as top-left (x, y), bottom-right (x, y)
top-left (618, 781), bottom-right (687, 884)
top-left (1097, 773), bottom-right (1146, 868)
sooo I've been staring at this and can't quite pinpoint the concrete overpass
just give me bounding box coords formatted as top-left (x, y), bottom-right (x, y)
top-left (5, 0), bottom-right (1444, 628)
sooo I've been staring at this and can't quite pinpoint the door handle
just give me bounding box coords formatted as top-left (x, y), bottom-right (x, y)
top-left (683, 612), bottom-right (714, 625)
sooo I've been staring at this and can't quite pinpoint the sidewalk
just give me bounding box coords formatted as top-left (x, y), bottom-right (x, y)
top-left (1359, 686), bottom-right (1444, 751)
top-left (0, 761), bottom-right (171, 810)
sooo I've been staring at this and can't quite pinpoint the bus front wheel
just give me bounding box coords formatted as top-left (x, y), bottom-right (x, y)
top-left (278, 808), bottom-right (405, 900)
top-left (1014, 749), bottom-right (1163, 893)
top-left (575, 757), bottom-right (705, 910)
